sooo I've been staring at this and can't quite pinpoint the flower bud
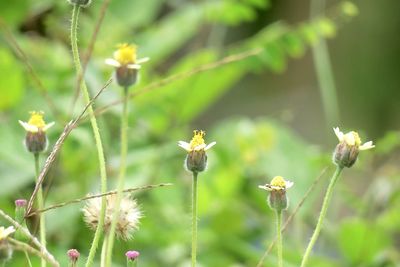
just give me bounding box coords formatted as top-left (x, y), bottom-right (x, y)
top-left (259, 176), bottom-right (293, 212)
top-left (185, 150), bottom-right (207, 173)
top-left (115, 67), bottom-right (138, 88)
top-left (14, 199), bottom-right (30, 241)
top-left (67, 249), bottom-right (80, 266)
top-left (332, 127), bottom-right (374, 168)
top-left (67, 0), bottom-right (92, 7)
top-left (125, 250), bottom-right (140, 261)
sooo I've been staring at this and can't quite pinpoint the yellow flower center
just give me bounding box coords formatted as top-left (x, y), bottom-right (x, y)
top-left (189, 130), bottom-right (206, 150)
top-left (28, 111), bottom-right (46, 129)
top-left (114, 43), bottom-right (137, 65)
top-left (343, 131), bottom-right (362, 146)
top-left (270, 176), bottom-right (286, 188)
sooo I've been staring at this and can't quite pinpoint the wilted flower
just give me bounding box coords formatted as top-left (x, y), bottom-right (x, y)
top-left (19, 111), bottom-right (54, 154)
top-left (333, 127), bottom-right (374, 168)
top-left (178, 130), bottom-right (216, 173)
top-left (105, 43), bottom-right (150, 88)
top-left (259, 176), bottom-right (293, 211)
top-left (82, 195), bottom-right (141, 240)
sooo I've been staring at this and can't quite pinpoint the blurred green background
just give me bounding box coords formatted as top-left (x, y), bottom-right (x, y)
top-left (1, 0), bottom-right (400, 266)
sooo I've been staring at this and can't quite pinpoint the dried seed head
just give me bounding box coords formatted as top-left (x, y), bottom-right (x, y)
top-left (82, 195), bottom-right (141, 240)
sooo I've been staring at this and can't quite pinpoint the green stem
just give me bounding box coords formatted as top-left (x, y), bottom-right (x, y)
top-left (70, 5), bottom-right (108, 267)
top-left (191, 172), bottom-right (198, 267)
top-left (127, 259), bottom-right (138, 267)
top-left (105, 89), bottom-right (129, 266)
top-left (100, 234), bottom-right (109, 267)
top-left (34, 153), bottom-right (46, 267)
top-left (276, 210), bottom-right (283, 267)
top-left (24, 251), bottom-right (33, 267)
top-left (300, 166), bottom-right (343, 267)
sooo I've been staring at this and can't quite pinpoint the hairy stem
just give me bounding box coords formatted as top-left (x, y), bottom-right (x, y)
top-left (34, 153), bottom-right (46, 267)
top-left (70, 5), bottom-right (108, 267)
top-left (276, 210), bottom-right (283, 267)
top-left (191, 172), bottom-right (198, 267)
top-left (105, 89), bottom-right (129, 266)
top-left (300, 166), bottom-right (343, 267)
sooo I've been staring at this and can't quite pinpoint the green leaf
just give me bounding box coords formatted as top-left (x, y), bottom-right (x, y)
top-left (281, 31), bottom-right (306, 58)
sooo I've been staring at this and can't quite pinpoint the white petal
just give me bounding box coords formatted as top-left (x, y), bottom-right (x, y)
top-left (105, 58), bottom-right (121, 67)
top-left (126, 64), bottom-right (142, 70)
top-left (285, 181), bottom-right (294, 189)
top-left (258, 185), bottom-right (270, 191)
top-left (178, 141), bottom-right (191, 151)
top-left (359, 141), bottom-right (375, 150)
top-left (136, 57), bottom-right (150, 64)
top-left (193, 143), bottom-right (206, 151)
top-left (333, 127), bottom-right (343, 141)
top-left (19, 121), bottom-right (38, 133)
top-left (204, 141), bottom-right (217, 151)
top-left (4, 226), bottom-right (15, 236)
top-left (43, 121), bottom-right (55, 131)
top-left (344, 132), bottom-right (356, 146)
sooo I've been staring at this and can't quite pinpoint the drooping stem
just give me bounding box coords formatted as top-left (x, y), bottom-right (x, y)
top-left (70, 5), bottom-right (108, 267)
top-left (276, 210), bottom-right (283, 267)
top-left (300, 166), bottom-right (343, 267)
top-left (34, 153), bottom-right (46, 267)
top-left (105, 88), bottom-right (129, 266)
top-left (191, 172), bottom-right (199, 267)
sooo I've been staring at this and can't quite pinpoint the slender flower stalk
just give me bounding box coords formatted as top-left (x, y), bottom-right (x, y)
top-left (178, 130), bottom-right (216, 267)
top-left (70, 5), bottom-right (108, 267)
top-left (100, 235), bottom-right (109, 267)
top-left (300, 166), bottom-right (342, 267)
top-left (275, 210), bottom-right (283, 267)
top-left (300, 128), bottom-right (374, 267)
top-left (191, 172), bottom-right (198, 267)
top-left (259, 176), bottom-right (293, 267)
top-left (105, 89), bottom-right (129, 266)
top-left (34, 153), bottom-right (46, 267)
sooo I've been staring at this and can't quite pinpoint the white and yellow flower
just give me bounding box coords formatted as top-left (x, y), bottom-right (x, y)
top-left (333, 127), bottom-right (374, 150)
top-left (19, 111), bottom-right (54, 133)
top-left (178, 130), bottom-right (216, 173)
top-left (178, 130), bottom-right (216, 152)
top-left (258, 176), bottom-right (294, 192)
top-left (105, 43), bottom-right (149, 70)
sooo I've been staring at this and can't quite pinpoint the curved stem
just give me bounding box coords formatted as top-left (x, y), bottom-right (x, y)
top-left (34, 153), bottom-right (46, 267)
top-left (105, 89), bottom-right (129, 266)
top-left (300, 166), bottom-right (343, 267)
top-left (70, 5), bottom-right (108, 267)
top-left (276, 210), bottom-right (283, 267)
top-left (191, 172), bottom-right (198, 267)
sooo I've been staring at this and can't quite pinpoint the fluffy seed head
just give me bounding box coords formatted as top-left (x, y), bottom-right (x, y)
top-left (82, 195), bottom-right (141, 240)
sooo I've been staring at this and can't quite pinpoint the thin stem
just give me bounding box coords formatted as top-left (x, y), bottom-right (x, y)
top-left (311, 0), bottom-right (340, 127)
top-left (8, 238), bottom-right (58, 267)
top-left (100, 235), bottom-right (109, 267)
top-left (0, 210), bottom-right (59, 266)
top-left (276, 210), bottom-right (283, 267)
top-left (191, 172), bottom-right (198, 267)
top-left (70, 5), bottom-right (108, 267)
top-left (24, 251), bottom-right (33, 267)
top-left (105, 89), bottom-right (129, 266)
top-left (34, 153), bottom-right (46, 267)
top-left (127, 259), bottom-right (138, 267)
top-left (300, 166), bottom-right (343, 267)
